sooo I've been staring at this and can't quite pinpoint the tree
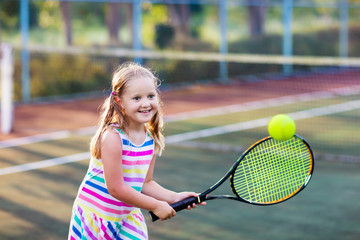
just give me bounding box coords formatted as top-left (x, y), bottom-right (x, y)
top-left (106, 2), bottom-right (121, 46)
top-left (60, 1), bottom-right (72, 45)
top-left (247, 0), bottom-right (268, 36)
top-left (168, 4), bottom-right (191, 45)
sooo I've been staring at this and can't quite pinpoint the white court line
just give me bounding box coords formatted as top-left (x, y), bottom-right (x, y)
top-left (0, 126), bottom-right (96, 149)
top-left (1, 84), bottom-right (359, 149)
top-left (0, 99), bottom-right (359, 176)
top-left (164, 84), bottom-right (360, 122)
top-left (165, 99), bottom-right (360, 144)
top-left (0, 152), bottom-right (90, 176)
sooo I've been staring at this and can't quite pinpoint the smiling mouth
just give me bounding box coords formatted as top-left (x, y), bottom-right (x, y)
top-left (139, 109), bottom-right (151, 113)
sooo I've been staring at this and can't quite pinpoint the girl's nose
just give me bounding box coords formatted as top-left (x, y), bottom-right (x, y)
top-left (141, 98), bottom-right (150, 107)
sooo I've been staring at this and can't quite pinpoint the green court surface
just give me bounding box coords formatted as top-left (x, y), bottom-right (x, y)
top-left (149, 146), bottom-right (360, 240)
top-left (0, 86), bottom-right (359, 240)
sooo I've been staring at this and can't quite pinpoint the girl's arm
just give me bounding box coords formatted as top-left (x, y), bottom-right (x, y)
top-left (141, 153), bottom-right (203, 209)
top-left (101, 129), bottom-right (176, 220)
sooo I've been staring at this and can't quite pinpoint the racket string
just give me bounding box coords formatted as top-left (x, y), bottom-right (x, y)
top-left (231, 137), bottom-right (312, 204)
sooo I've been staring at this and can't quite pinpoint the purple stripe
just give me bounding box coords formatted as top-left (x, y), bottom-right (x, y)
top-left (78, 207), bottom-right (97, 240)
top-left (123, 222), bottom-right (147, 238)
top-left (91, 168), bottom-right (103, 174)
top-left (123, 177), bottom-right (144, 183)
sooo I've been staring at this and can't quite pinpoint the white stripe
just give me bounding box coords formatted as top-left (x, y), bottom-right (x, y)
top-left (0, 130), bottom-right (71, 149)
top-left (164, 85), bottom-right (360, 122)
top-left (0, 126), bottom-right (96, 149)
top-left (1, 84), bottom-right (359, 149)
top-left (24, 45), bottom-right (360, 67)
top-left (165, 99), bottom-right (360, 144)
top-left (0, 152), bottom-right (90, 176)
top-left (0, 99), bottom-right (359, 176)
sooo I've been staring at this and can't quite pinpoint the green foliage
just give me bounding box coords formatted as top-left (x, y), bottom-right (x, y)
top-left (33, 1), bottom-right (62, 30)
top-left (28, 54), bottom-right (109, 98)
top-left (0, 1), bottom-right (38, 29)
top-left (155, 24), bottom-right (175, 49)
top-left (142, 4), bottom-right (169, 48)
top-left (229, 26), bottom-right (360, 56)
top-left (349, 24), bottom-right (360, 57)
top-left (148, 59), bottom-right (219, 87)
top-left (6, 2), bottom-right (360, 100)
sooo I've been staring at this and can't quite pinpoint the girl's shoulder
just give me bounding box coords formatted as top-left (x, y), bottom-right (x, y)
top-left (100, 127), bottom-right (123, 152)
top-left (108, 124), bottom-right (126, 137)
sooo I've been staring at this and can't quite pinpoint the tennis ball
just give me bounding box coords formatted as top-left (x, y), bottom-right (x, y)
top-left (268, 114), bottom-right (296, 141)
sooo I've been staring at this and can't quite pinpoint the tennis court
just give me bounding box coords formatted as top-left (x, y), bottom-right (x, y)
top-left (0, 67), bottom-right (359, 239)
top-left (1, 1), bottom-right (360, 239)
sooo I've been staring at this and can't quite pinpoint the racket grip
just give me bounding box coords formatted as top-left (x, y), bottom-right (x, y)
top-left (149, 196), bottom-right (199, 222)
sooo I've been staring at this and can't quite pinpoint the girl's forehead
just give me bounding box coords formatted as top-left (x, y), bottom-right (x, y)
top-left (129, 76), bottom-right (154, 85)
top-left (125, 76), bottom-right (156, 91)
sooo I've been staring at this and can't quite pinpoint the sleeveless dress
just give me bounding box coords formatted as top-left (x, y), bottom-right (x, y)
top-left (68, 129), bottom-right (154, 240)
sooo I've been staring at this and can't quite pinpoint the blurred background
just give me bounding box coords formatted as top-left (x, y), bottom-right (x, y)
top-left (1, 0), bottom-right (359, 102)
top-left (0, 0), bottom-right (359, 239)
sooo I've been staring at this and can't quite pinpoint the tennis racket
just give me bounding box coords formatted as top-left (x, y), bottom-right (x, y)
top-left (149, 134), bottom-right (314, 222)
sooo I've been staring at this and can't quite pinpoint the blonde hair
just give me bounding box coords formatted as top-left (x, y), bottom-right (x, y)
top-left (90, 62), bottom-right (165, 159)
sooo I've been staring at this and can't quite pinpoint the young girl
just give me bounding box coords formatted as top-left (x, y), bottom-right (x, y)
top-left (68, 62), bottom-right (201, 240)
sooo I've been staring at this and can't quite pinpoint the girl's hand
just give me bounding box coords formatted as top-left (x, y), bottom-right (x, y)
top-left (152, 201), bottom-right (176, 221)
top-left (174, 192), bottom-right (207, 210)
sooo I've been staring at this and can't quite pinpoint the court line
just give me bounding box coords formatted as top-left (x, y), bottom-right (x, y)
top-left (0, 152), bottom-right (90, 176)
top-left (165, 84), bottom-right (360, 122)
top-left (165, 99), bottom-right (360, 144)
top-left (0, 126), bottom-right (96, 149)
top-left (1, 84), bottom-right (359, 149)
top-left (0, 99), bottom-right (359, 176)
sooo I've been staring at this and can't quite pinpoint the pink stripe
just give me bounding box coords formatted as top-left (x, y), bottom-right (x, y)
top-left (79, 194), bottom-right (131, 215)
top-left (70, 236), bottom-right (76, 240)
top-left (134, 213), bottom-right (144, 222)
top-left (82, 187), bottom-right (132, 208)
top-left (100, 217), bottom-right (115, 240)
top-left (123, 222), bottom-right (147, 238)
top-left (122, 159), bottom-right (151, 166)
top-left (123, 177), bottom-right (144, 183)
top-left (122, 150), bottom-right (153, 157)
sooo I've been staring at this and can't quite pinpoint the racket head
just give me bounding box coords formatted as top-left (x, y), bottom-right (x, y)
top-left (230, 135), bottom-right (314, 205)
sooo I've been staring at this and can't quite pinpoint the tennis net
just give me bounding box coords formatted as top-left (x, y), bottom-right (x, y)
top-left (21, 44), bottom-right (360, 89)
top-left (14, 46), bottom-right (360, 161)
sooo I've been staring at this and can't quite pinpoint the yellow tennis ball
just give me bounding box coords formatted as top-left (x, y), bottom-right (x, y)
top-left (268, 114), bottom-right (296, 141)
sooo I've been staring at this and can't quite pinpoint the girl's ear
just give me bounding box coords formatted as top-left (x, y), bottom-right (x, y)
top-left (114, 96), bottom-right (120, 103)
top-left (115, 96), bottom-right (123, 109)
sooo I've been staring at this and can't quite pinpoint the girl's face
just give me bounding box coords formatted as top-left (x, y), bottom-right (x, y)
top-left (119, 76), bottom-right (159, 127)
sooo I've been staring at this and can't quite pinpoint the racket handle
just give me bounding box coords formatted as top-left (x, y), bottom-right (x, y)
top-left (149, 196), bottom-right (199, 222)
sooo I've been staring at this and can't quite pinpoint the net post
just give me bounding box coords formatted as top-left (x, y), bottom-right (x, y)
top-left (20, 0), bottom-right (31, 103)
top-left (219, 0), bottom-right (228, 83)
top-left (339, 0), bottom-right (349, 58)
top-left (133, 0), bottom-right (143, 65)
top-left (282, 0), bottom-right (293, 75)
top-left (1, 43), bottom-right (15, 135)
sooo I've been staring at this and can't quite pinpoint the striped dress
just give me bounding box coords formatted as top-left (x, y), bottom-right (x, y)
top-left (68, 129), bottom-right (154, 240)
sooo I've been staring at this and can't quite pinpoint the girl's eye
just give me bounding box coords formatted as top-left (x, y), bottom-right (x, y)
top-left (148, 94), bottom-right (155, 99)
top-left (133, 97), bottom-right (140, 101)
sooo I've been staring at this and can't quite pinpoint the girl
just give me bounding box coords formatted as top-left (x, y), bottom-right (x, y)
top-left (68, 62), bottom-right (201, 240)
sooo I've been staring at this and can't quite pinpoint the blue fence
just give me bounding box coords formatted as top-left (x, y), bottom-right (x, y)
top-left (13, 0), bottom-right (360, 102)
